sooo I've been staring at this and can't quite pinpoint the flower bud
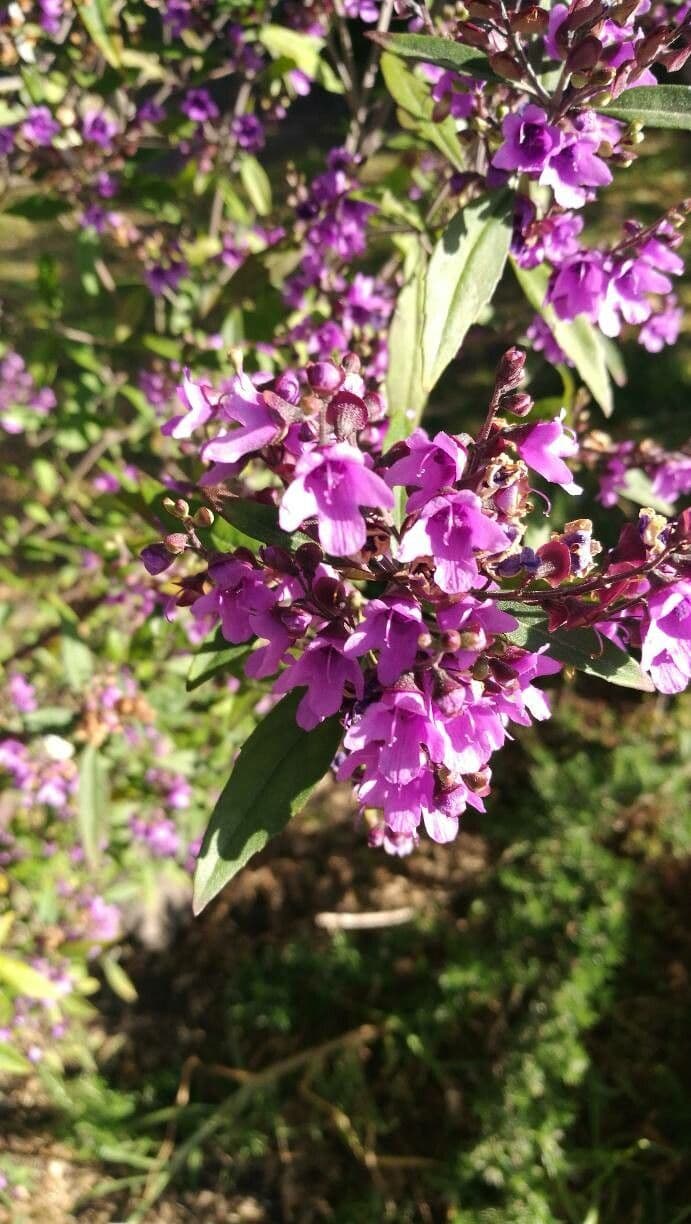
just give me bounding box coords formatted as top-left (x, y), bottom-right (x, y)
top-left (456, 21), bottom-right (491, 50)
top-left (441, 630), bottom-right (462, 653)
top-left (417, 631), bottom-right (433, 650)
top-left (260, 545), bottom-right (297, 574)
top-left (566, 35), bottom-right (602, 74)
top-left (295, 541), bottom-right (324, 576)
top-left (307, 361), bottom-right (344, 395)
top-left (488, 52), bottom-right (524, 83)
top-left (500, 390), bottom-right (533, 417)
top-left (140, 542), bottom-right (173, 575)
top-left (342, 351), bottom-right (361, 374)
top-left (325, 390), bottom-right (368, 440)
top-left (495, 347), bottom-right (526, 393)
top-left (164, 532), bottom-right (188, 555)
top-left (472, 658), bottom-right (490, 681)
top-left (536, 540), bottom-right (572, 587)
top-left (194, 506), bottom-right (215, 527)
top-left (511, 5), bottom-right (548, 35)
top-left (274, 369), bottom-right (301, 405)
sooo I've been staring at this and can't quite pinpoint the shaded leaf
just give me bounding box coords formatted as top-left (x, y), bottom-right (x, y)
top-left (220, 499), bottom-right (295, 549)
top-left (513, 259), bottom-right (613, 416)
top-left (193, 691), bottom-right (342, 913)
top-left (101, 953), bottom-right (138, 1003)
top-left (78, 0), bottom-right (122, 68)
top-left (61, 626), bottom-right (94, 690)
top-left (422, 194), bottom-right (512, 393)
top-left (602, 84), bottom-right (691, 130)
top-left (371, 31), bottom-right (497, 81)
top-left (187, 634), bottom-right (252, 692)
top-left (380, 52), bottom-right (465, 171)
top-left (504, 605), bottom-right (654, 691)
top-left (240, 155), bottom-right (272, 216)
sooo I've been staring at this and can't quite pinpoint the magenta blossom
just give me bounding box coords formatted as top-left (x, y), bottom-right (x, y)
top-left (385, 429), bottom-right (468, 511)
top-left (398, 491), bottom-right (510, 594)
top-left (274, 630), bottom-right (363, 729)
top-left (343, 595), bottom-right (423, 685)
top-left (540, 137), bottom-right (612, 209)
top-left (279, 442), bottom-right (394, 556)
top-left (493, 105), bottom-right (562, 174)
top-left (162, 371), bottom-right (216, 439)
top-left (640, 582), bottom-right (691, 695)
top-left (511, 415), bottom-right (581, 493)
top-left (202, 372), bottom-right (282, 463)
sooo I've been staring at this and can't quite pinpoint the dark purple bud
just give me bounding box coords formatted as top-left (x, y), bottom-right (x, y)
top-left (488, 52), bottom-right (524, 82)
top-left (140, 543), bottom-right (173, 575)
top-left (260, 545), bottom-right (298, 574)
top-left (495, 347), bottom-right (526, 392)
top-left (274, 369), bottom-right (301, 405)
top-left (566, 35), bottom-right (602, 73)
top-left (312, 575), bottom-right (348, 612)
top-left (456, 21), bottom-right (491, 50)
top-left (500, 390), bottom-right (533, 417)
top-left (325, 390), bottom-right (369, 440)
top-left (295, 541), bottom-right (324, 576)
top-left (364, 390), bottom-right (385, 420)
top-left (307, 361), bottom-right (344, 395)
top-left (636, 28), bottom-right (669, 67)
top-left (511, 5), bottom-right (548, 34)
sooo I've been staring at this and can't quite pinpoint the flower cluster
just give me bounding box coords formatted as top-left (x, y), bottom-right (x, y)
top-left (143, 348), bottom-right (690, 854)
top-left (0, 350), bottom-right (56, 434)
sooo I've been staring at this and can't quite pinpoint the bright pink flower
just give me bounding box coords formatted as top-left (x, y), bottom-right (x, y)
top-left (511, 415), bottom-right (581, 493)
top-left (343, 595), bottom-right (423, 685)
top-left (279, 442), bottom-right (393, 556)
top-left (398, 491), bottom-right (510, 594)
top-left (274, 629), bottom-right (363, 728)
top-left (202, 372), bottom-right (282, 463)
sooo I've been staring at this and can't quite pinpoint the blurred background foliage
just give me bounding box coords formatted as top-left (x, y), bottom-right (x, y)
top-left (0, 8), bottom-right (690, 1223)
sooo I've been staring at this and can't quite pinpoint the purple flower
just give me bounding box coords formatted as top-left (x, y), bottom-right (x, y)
top-left (181, 89), bottom-right (219, 123)
top-left (162, 371), bottom-right (216, 439)
top-left (140, 543), bottom-right (174, 576)
top-left (231, 114), bottom-right (265, 152)
top-left (540, 136), bottom-right (612, 209)
top-left (195, 555), bottom-right (276, 644)
top-left (511, 415), bottom-right (581, 493)
top-left (385, 429), bottom-right (468, 511)
top-left (344, 595), bottom-right (423, 685)
top-left (202, 372), bottom-right (282, 463)
top-left (8, 674), bottom-right (37, 713)
top-left (274, 629), bottom-right (363, 729)
top-left (21, 106), bottom-right (60, 147)
top-left (493, 105), bottom-right (562, 174)
top-left (398, 491), bottom-right (510, 594)
top-left (82, 110), bottom-right (118, 148)
top-left (639, 297), bottom-right (683, 353)
top-left (0, 126), bottom-right (15, 156)
top-left (640, 582), bottom-right (691, 694)
top-left (548, 252), bottom-right (607, 321)
top-left (279, 443), bottom-right (394, 556)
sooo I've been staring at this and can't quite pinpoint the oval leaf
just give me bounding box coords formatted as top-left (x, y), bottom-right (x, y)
top-left (422, 194), bottom-right (512, 394)
top-left (380, 52), bottom-right (465, 171)
top-left (371, 31), bottom-right (497, 81)
top-left (193, 691), bottom-right (342, 914)
top-left (602, 84), bottom-right (691, 130)
top-left (0, 953), bottom-right (64, 999)
top-left (512, 259), bottom-right (613, 417)
top-left (78, 744), bottom-right (110, 868)
top-left (187, 635), bottom-right (252, 692)
top-left (0, 1044), bottom-right (32, 1075)
top-left (504, 605), bottom-right (654, 691)
top-left (385, 238), bottom-right (428, 447)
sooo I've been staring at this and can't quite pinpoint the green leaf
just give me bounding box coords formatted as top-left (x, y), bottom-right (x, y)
top-left (78, 0), bottom-right (122, 68)
top-left (504, 605), bottom-right (654, 692)
top-left (61, 626), bottom-right (94, 690)
top-left (78, 745), bottom-right (110, 869)
top-left (259, 25), bottom-right (324, 78)
top-left (601, 84), bottom-right (691, 130)
top-left (5, 194), bottom-right (71, 221)
top-left (239, 155), bottom-right (272, 216)
top-left (193, 691), bottom-right (342, 914)
top-left (618, 468), bottom-right (674, 517)
top-left (385, 238), bottom-right (428, 447)
top-left (0, 953), bottom-right (64, 999)
top-left (512, 259), bottom-right (613, 417)
top-left (371, 31), bottom-right (497, 81)
top-left (220, 499), bottom-right (295, 549)
top-left (186, 634), bottom-right (252, 692)
top-left (101, 953), bottom-right (138, 1003)
top-left (422, 194), bottom-right (512, 393)
top-left (380, 52), bottom-right (465, 171)
top-left (0, 1044), bottom-right (31, 1075)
